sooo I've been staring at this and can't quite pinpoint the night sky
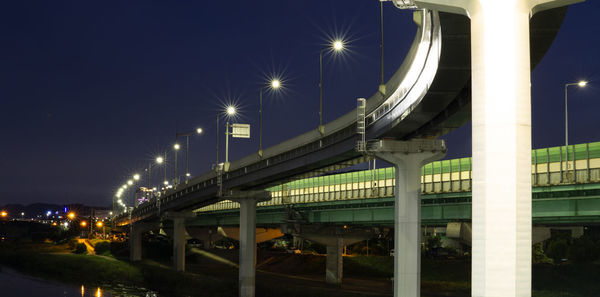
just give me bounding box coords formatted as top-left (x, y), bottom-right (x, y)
top-left (0, 1), bottom-right (598, 207)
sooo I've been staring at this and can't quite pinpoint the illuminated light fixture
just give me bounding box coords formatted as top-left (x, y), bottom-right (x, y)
top-left (67, 212), bottom-right (76, 220)
top-left (0, 211), bottom-right (7, 218)
top-left (271, 79), bottom-right (281, 89)
top-left (133, 174), bottom-right (140, 181)
top-left (156, 156), bottom-right (164, 164)
top-left (96, 221), bottom-right (103, 228)
top-left (163, 180), bottom-right (169, 185)
top-left (226, 106), bottom-right (236, 116)
top-left (578, 80), bottom-right (587, 87)
top-left (196, 128), bottom-right (203, 134)
top-left (332, 40), bottom-right (344, 51)
top-left (186, 173), bottom-right (191, 177)
top-left (127, 180), bottom-right (133, 185)
top-left (80, 221), bottom-right (87, 227)
top-left (174, 143), bottom-right (180, 150)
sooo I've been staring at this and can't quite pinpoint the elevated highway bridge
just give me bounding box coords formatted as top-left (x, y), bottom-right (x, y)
top-left (113, 2), bottom-right (583, 296)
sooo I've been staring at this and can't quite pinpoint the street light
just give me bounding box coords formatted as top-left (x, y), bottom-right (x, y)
top-left (68, 212), bottom-right (76, 220)
top-left (175, 127), bottom-right (203, 182)
top-left (258, 78), bottom-right (282, 157)
top-left (318, 39), bottom-right (346, 135)
top-left (173, 143), bottom-right (180, 185)
top-left (564, 80), bottom-right (588, 179)
top-left (225, 106), bottom-right (237, 171)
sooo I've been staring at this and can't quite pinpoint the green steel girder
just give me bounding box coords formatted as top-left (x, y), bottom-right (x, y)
top-left (189, 184), bottom-right (600, 227)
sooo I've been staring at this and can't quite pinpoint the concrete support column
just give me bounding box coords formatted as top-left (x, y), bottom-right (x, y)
top-left (239, 198), bottom-right (257, 297)
top-left (129, 224), bottom-right (143, 262)
top-left (396, 1), bottom-right (580, 296)
top-left (173, 217), bottom-right (186, 272)
top-left (325, 237), bottom-right (343, 285)
top-left (369, 139), bottom-right (445, 297)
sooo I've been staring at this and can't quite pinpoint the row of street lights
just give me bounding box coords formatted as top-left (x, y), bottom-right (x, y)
top-left (110, 38), bottom-right (349, 213)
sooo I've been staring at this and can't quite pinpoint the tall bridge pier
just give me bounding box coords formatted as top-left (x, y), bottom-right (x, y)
top-left (395, 1), bottom-right (581, 296)
top-left (366, 139), bottom-right (446, 297)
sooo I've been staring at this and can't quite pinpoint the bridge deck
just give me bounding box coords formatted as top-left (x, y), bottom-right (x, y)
top-left (196, 142), bottom-right (600, 214)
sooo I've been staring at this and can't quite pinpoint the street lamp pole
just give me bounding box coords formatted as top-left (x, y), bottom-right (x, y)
top-left (319, 48), bottom-right (324, 135)
top-left (176, 128), bottom-right (202, 182)
top-left (173, 143), bottom-right (180, 185)
top-left (379, 0), bottom-right (385, 91)
top-left (224, 106), bottom-right (236, 171)
top-left (259, 87), bottom-right (263, 156)
top-left (225, 121), bottom-right (230, 165)
top-left (258, 79), bottom-right (281, 158)
top-left (215, 113), bottom-right (219, 168)
top-left (564, 81), bottom-right (587, 177)
top-left (318, 40), bottom-right (345, 135)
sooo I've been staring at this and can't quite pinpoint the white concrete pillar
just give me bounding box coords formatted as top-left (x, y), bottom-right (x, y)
top-left (371, 139), bottom-right (445, 297)
top-left (173, 217), bottom-right (186, 272)
top-left (325, 237), bottom-right (344, 285)
top-left (239, 199), bottom-right (257, 297)
top-left (129, 224), bottom-right (143, 262)
top-left (395, 1), bottom-right (580, 296)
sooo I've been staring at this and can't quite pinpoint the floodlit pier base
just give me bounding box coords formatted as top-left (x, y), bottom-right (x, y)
top-left (301, 228), bottom-right (373, 286)
top-left (129, 224), bottom-right (142, 262)
top-left (239, 199), bottom-right (257, 297)
top-left (228, 191), bottom-right (270, 297)
top-left (164, 211), bottom-right (195, 272)
top-left (368, 139), bottom-right (445, 297)
top-left (325, 237), bottom-right (344, 286)
top-left (129, 222), bottom-right (159, 262)
top-left (173, 218), bottom-right (186, 271)
top-left (396, 1), bottom-right (580, 296)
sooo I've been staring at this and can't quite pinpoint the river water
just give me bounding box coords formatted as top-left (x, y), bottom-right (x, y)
top-left (0, 266), bottom-right (158, 297)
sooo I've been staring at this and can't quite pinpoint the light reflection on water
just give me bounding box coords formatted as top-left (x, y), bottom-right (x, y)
top-left (0, 266), bottom-right (158, 297)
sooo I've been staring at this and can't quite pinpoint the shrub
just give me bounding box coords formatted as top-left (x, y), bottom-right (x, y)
top-left (567, 237), bottom-right (600, 264)
top-left (533, 243), bottom-right (552, 264)
top-left (74, 243), bottom-right (87, 254)
top-left (546, 239), bottom-right (568, 264)
top-left (94, 241), bottom-right (111, 255)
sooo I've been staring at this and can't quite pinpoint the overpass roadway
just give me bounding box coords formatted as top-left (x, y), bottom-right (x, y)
top-left (116, 5), bottom-right (572, 297)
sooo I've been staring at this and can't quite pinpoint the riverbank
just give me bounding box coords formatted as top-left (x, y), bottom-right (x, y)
top-left (1, 242), bottom-right (598, 297)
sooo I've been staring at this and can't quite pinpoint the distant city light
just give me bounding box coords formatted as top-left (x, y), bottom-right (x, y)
top-left (0, 211), bottom-right (7, 218)
top-left (67, 212), bottom-right (75, 220)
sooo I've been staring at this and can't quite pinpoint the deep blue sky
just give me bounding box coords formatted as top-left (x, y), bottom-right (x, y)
top-left (0, 1), bottom-right (598, 207)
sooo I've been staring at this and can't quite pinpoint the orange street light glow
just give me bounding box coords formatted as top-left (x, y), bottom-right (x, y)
top-left (0, 211), bottom-right (7, 217)
top-left (80, 221), bottom-right (87, 227)
top-left (96, 221), bottom-right (103, 228)
top-left (68, 212), bottom-right (76, 220)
